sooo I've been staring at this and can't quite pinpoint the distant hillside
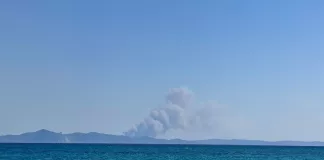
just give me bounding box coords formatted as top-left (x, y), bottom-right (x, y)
top-left (1, 129), bottom-right (324, 146)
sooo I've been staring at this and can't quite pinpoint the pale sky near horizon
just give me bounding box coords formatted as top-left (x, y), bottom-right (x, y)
top-left (1, 0), bottom-right (324, 141)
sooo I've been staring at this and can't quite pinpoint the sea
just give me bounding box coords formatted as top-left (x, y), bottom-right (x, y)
top-left (0, 143), bottom-right (323, 160)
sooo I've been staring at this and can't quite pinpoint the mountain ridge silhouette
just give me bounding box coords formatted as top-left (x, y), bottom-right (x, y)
top-left (1, 129), bottom-right (323, 146)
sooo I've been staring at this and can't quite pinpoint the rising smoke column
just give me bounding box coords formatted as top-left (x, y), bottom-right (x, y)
top-left (124, 87), bottom-right (220, 138)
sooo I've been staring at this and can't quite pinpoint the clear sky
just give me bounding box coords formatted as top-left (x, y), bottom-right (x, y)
top-left (1, 0), bottom-right (324, 141)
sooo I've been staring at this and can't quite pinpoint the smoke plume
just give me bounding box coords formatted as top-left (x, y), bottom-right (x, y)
top-left (124, 87), bottom-right (223, 138)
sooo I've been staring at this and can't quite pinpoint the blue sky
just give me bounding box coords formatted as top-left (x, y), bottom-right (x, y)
top-left (1, 0), bottom-right (324, 141)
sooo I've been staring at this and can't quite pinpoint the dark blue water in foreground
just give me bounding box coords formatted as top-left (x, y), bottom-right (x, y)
top-left (1, 143), bottom-right (324, 160)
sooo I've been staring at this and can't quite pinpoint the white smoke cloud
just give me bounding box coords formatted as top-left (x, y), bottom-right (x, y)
top-left (124, 87), bottom-right (324, 141)
top-left (124, 87), bottom-right (225, 138)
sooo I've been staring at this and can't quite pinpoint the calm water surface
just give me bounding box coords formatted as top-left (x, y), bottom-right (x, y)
top-left (0, 143), bottom-right (323, 160)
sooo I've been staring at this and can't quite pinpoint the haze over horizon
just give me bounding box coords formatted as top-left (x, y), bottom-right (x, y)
top-left (1, 0), bottom-right (324, 142)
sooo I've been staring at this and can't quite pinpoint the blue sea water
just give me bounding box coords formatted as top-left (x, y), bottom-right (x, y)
top-left (0, 144), bottom-right (323, 160)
